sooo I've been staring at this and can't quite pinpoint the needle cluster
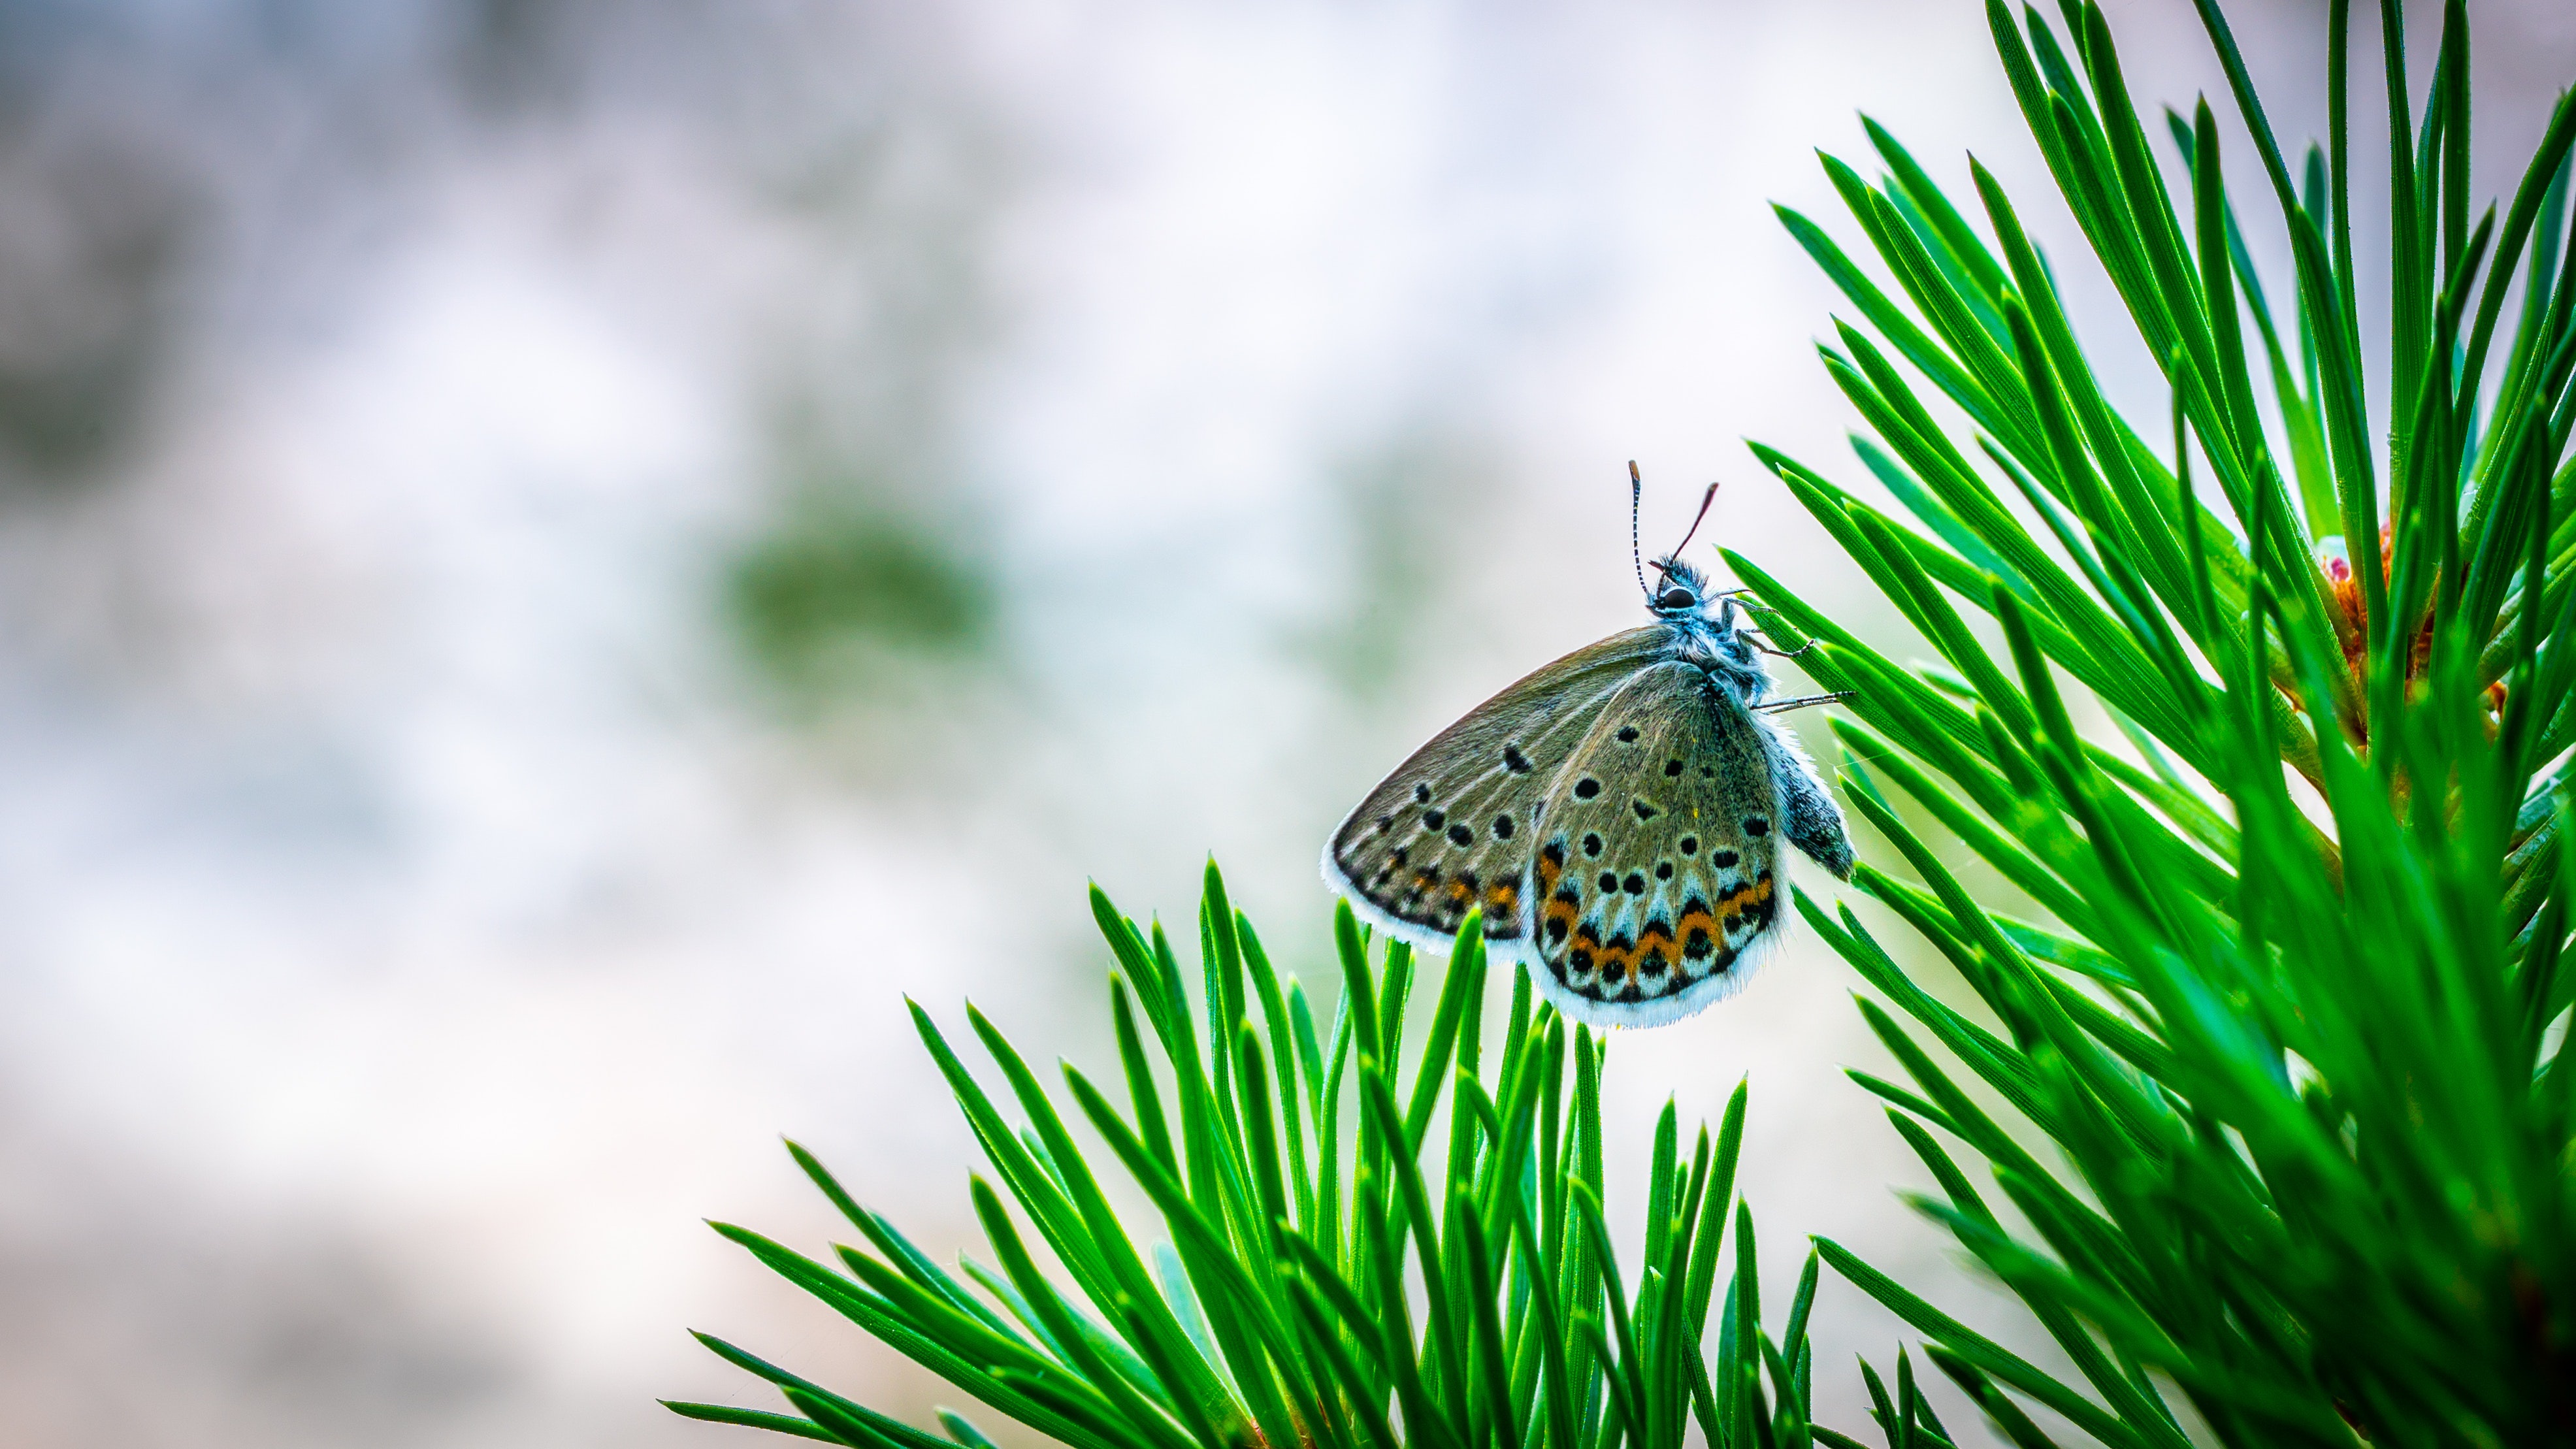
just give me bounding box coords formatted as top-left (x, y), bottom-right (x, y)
top-left (1742, 1), bottom-right (2576, 1443)
top-left (669, 868), bottom-right (1854, 1449)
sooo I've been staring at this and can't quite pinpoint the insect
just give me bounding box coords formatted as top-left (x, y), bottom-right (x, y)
top-left (1322, 463), bottom-right (1852, 1028)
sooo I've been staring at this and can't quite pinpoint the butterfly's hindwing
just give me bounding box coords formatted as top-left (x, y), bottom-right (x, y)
top-left (1324, 627), bottom-right (1670, 953)
top-left (1528, 661), bottom-right (1787, 1027)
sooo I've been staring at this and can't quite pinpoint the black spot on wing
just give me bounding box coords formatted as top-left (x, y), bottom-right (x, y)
top-left (1503, 742), bottom-right (1533, 773)
top-left (1492, 813), bottom-right (1514, 839)
top-left (1632, 799), bottom-right (1658, 821)
top-left (1615, 725), bottom-right (1639, 743)
top-left (1574, 778), bottom-right (1601, 800)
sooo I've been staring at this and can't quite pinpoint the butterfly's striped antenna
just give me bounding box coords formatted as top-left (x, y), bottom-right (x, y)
top-left (1629, 459), bottom-right (1652, 602)
top-left (1664, 480), bottom-right (1721, 568)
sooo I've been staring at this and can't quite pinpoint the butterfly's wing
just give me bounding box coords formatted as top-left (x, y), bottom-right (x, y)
top-left (1527, 662), bottom-right (1816, 1028)
top-left (1324, 626), bottom-right (1672, 956)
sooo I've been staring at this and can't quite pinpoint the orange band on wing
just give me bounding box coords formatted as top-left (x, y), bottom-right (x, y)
top-left (1716, 875), bottom-right (1774, 930)
top-left (1543, 890), bottom-right (1580, 941)
top-left (1593, 932), bottom-right (1637, 985)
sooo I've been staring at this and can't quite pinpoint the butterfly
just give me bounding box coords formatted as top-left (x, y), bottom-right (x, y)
top-left (1322, 464), bottom-right (1853, 1028)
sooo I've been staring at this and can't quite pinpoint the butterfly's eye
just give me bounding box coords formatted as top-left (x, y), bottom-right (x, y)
top-left (1656, 587), bottom-right (1696, 610)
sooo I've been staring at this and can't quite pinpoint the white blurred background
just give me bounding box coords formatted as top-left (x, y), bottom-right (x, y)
top-left (0, 1), bottom-right (2569, 1446)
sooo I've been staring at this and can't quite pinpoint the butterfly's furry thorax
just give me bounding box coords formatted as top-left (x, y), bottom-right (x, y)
top-left (1647, 555), bottom-right (1770, 703)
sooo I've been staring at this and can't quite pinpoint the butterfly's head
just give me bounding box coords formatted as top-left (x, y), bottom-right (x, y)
top-left (1630, 467), bottom-right (1729, 621)
top-left (1646, 555), bottom-right (1712, 617)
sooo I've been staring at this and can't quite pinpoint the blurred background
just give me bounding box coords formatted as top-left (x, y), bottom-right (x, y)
top-left (1, 1), bottom-right (2570, 1445)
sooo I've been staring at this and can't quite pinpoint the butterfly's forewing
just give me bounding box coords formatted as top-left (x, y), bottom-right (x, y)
top-left (1527, 661), bottom-right (1795, 1027)
top-left (1324, 627), bottom-right (1669, 956)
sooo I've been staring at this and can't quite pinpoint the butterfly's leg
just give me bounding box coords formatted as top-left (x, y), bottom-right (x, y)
top-left (1718, 589), bottom-right (1797, 627)
top-left (1720, 589), bottom-right (1817, 657)
top-left (1751, 691), bottom-right (1855, 713)
top-left (1746, 635), bottom-right (1817, 660)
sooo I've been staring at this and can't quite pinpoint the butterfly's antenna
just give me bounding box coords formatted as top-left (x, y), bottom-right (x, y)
top-left (1667, 480), bottom-right (1720, 562)
top-left (1629, 461), bottom-right (1653, 602)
